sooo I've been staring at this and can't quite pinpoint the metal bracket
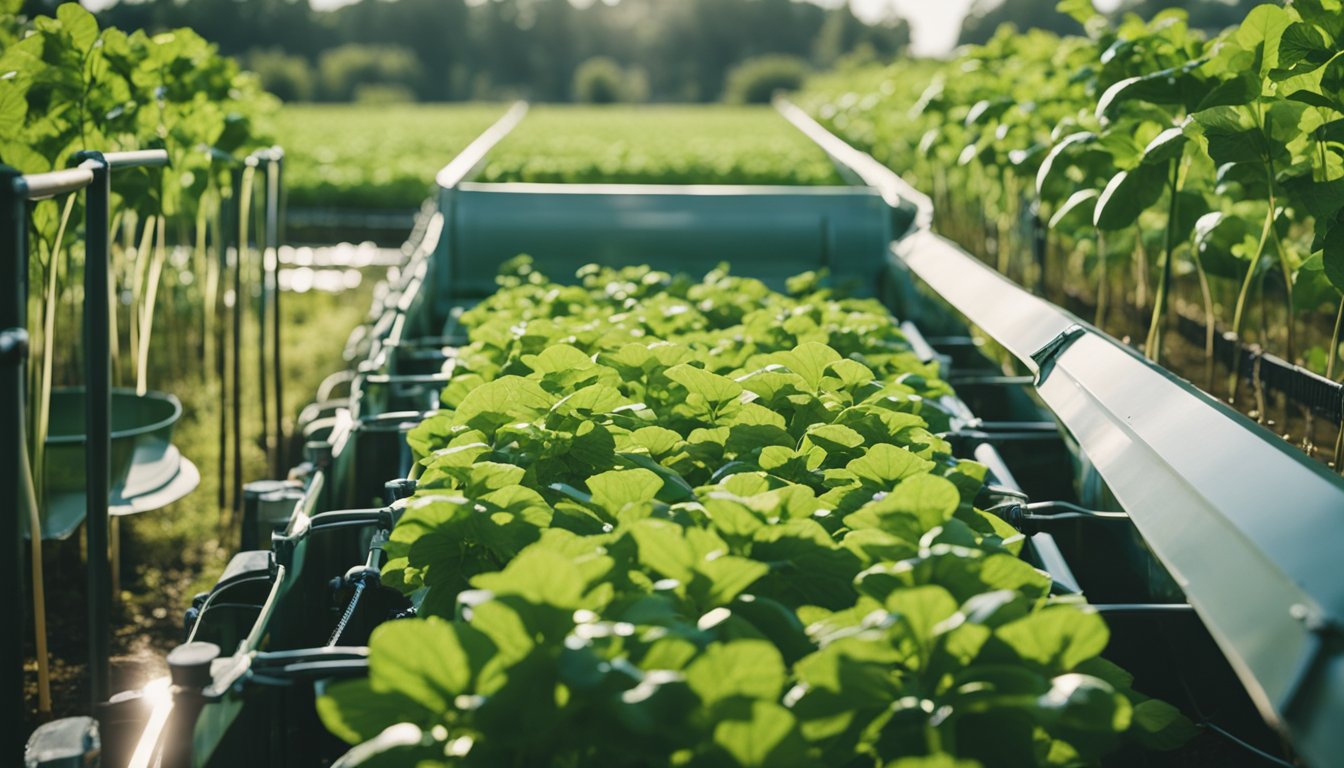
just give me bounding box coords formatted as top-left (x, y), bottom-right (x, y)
top-left (1030, 324), bottom-right (1085, 384)
top-left (1279, 603), bottom-right (1344, 719)
top-left (0, 328), bottom-right (28, 365)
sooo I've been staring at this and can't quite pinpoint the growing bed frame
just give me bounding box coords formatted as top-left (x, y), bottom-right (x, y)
top-left (25, 101), bottom-right (1344, 768)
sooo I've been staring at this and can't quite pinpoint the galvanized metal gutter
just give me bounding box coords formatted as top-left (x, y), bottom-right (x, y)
top-left (897, 228), bottom-right (1344, 768)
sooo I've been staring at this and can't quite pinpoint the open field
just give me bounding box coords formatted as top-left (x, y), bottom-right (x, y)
top-left (271, 104), bottom-right (508, 209)
top-left (479, 104), bottom-right (845, 186)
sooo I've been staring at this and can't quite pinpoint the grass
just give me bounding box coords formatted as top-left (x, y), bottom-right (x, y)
top-left (269, 103), bottom-right (508, 210)
top-left (478, 105), bottom-right (845, 186)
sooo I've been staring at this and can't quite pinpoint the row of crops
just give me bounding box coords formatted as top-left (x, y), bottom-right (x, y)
top-left (315, 259), bottom-right (1192, 766)
top-left (0, 0), bottom-right (333, 723)
top-left (274, 104), bottom-right (505, 210)
top-left (799, 1), bottom-right (1344, 430)
top-left (1, 0), bottom-right (277, 454)
top-left (477, 106), bottom-right (844, 187)
top-left (273, 105), bottom-right (845, 213)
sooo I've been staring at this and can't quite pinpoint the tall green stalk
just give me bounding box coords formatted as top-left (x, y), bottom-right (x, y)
top-left (31, 195), bottom-right (77, 512)
top-left (1228, 200), bottom-right (1276, 402)
top-left (1144, 163), bottom-right (1180, 363)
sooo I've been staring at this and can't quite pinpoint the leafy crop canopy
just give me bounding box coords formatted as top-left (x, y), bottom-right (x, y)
top-left (321, 258), bottom-right (1193, 766)
top-left (479, 105), bottom-right (845, 186)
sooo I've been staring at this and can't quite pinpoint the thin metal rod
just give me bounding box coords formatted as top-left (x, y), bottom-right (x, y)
top-left (948, 375), bottom-right (1036, 387)
top-left (15, 167), bottom-right (94, 201)
top-left (1092, 603), bottom-right (1196, 614)
top-left (102, 149), bottom-right (169, 170)
top-left (270, 152), bottom-right (285, 476)
top-left (75, 151), bottom-right (113, 706)
top-left (231, 167), bottom-right (245, 528)
top-left (217, 172), bottom-right (230, 511)
top-left (1023, 501), bottom-right (1130, 521)
top-left (1, 165), bottom-right (30, 756)
top-left (254, 167), bottom-right (269, 477)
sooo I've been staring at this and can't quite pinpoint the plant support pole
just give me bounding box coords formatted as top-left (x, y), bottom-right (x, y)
top-left (232, 166), bottom-right (245, 526)
top-left (1, 165), bottom-right (30, 759)
top-left (75, 151), bottom-right (113, 707)
top-left (268, 150), bottom-right (285, 476)
top-left (254, 162), bottom-right (269, 478)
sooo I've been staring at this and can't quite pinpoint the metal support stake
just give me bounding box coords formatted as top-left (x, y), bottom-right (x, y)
top-left (267, 150), bottom-right (285, 476)
top-left (216, 163), bottom-right (230, 512)
top-left (231, 167), bottom-right (245, 527)
top-left (1, 164), bottom-right (30, 759)
top-left (253, 161), bottom-right (269, 481)
top-left (74, 151), bottom-right (113, 707)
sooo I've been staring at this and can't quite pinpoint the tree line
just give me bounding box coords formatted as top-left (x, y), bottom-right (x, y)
top-left (23, 0), bottom-right (910, 103)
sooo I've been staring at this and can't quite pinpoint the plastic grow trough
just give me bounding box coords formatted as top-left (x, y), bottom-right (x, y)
top-left (27, 103), bottom-right (1344, 768)
top-left (31, 387), bottom-right (199, 540)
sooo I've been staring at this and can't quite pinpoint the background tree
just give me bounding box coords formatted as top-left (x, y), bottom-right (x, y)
top-left (88, 0), bottom-right (911, 103)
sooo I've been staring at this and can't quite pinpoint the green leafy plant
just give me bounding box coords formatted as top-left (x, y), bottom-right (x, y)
top-left (800, 0), bottom-right (1344, 464)
top-left (479, 106), bottom-right (845, 186)
top-left (317, 259), bottom-right (1193, 766)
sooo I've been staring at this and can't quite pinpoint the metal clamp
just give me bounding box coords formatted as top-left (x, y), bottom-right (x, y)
top-left (0, 328), bottom-right (28, 365)
top-left (1030, 323), bottom-right (1085, 384)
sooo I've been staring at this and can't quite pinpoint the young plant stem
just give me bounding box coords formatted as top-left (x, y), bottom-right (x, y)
top-left (1228, 202), bottom-right (1276, 402)
top-left (1268, 211), bottom-right (1294, 365)
top-left (1095, 231), bottom-right (1108, 327)
top-left (1143, 166), bottom-right (1180, 363)
top-left (1133, 222), bottom-right (1149, 316)
top-left (136, 215), bottom-right (168, 395)
top-left (1191, 247), bottom-right (1217, 390)
top-left (33, 195), bottom-right (78, 511)
top-left (1329, 296), bottom-right (1343, 382)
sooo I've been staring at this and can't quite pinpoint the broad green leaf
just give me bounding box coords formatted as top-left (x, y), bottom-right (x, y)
top-left (452, 375), bottom-right (555, 433)
top-left (886, 584), bottom-right (958, 645)
top-left (685, 639), bottom-right (786, 705)
top-left (866, 473), bottom-right (960, 527)
top-left (586, 468), bottom-right (664, 511)
top-left (56, 3), bottom-right (100, 54)
top-left (1132, 698), bottom-right (1200, 750)
top-left (1093, 165), bottom-right (1167, 231)
top-left (666, 363), bottom-right (744, 409)
top-left (551, 384), bottom-right (631, 416)
top-left (471, 546), bottom-right (586, 609)
top-left (1038, 674), bottom-right (1133, 743)
top-left (771, 342), bottom-right (843, 391)
top-left (316, 679), bottom-right (428, 746)
top-left (1048, 188), bottom-right (1100, 232)
top-left (367, 616), bottom-right (495, 712)
top-left (1140, 126), bottom-right (1188, 166)
top-left (996, 606), bottom-right (1109, 673)
top-left (1233, 4), bottom-right (1291, 78)
top-left (1036, 131), bottom-right (1094, 199)
top-left (846, 443), bottom-right (936, 487)
top-left (522, 343), bottom-right (593, 374)
top-left (701, 555), bottom-right (771, 607)
top-left (712, 701), bottom-right (810, 768)
top-left (630, 519), bottom-right (695, 582)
